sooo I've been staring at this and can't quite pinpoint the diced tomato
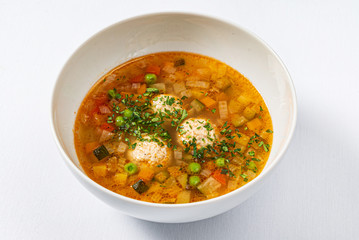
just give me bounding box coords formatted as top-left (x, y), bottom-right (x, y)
top-left (89, 106), bottom-right (100, 116)
top-left (130, 74), bottom-right (145, 83)
top-left (94, 93), bottom-right (108, 105)
top-left (146, 65), bottom-right (161, 75)
top-left (212, 170), bottom-right (228, 185)
top-left (100, 122), bottom-right (115, 132)
top-left (85, 142), bottom-right (99, 153)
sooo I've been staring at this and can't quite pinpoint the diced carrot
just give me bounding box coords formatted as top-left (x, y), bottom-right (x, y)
top-left (130, 74), bottom-right (145, 83)
top-left (212, 170), bottom-right (228, 185)
top-left (100, 123), bottom-right (115, 132)
top-left (217, 92), bottom-right (229, 101)
top-left (137, 84), bottom-right (147, 95)
top-left (137, 168), bottom-right (155, 182)
top-left (200, 96), bottom-right (217, 108)
top-left (85, 142), bottom-right (99, 153)
top-left (146, 65), bottom-right (161, 75)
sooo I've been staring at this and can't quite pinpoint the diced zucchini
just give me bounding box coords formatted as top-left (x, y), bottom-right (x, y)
top-left (190, 99), bottom-right (205, 112)
top-left (176, 190), bottom-right (191, 204)
top-left (154, 171), bottom-right (170, 183)
top-left (116, 142), bottom-right (128, 153)
top-left (132, 179), bottom-right (149, 194)
top-left (146, 88), bottom-right (159, 93)
top-left (231, 114), bottom-right (248, 127)
top-left (173, 82), bottom-right (186, 94)
top-left (215, 77), bottom-right (231, 90)
top-left (197, 176), bottom-right (221, 196)
top-left (93, 164), bottom-right (107, 177)
top-left (247, 161), bottom-right (257, 172)
top-left (183, 153), bottom-right (193, 161)
top-left (180, 90), bottom-right (192, 98)
top-left (149, 83), bottom-right (166, 93)
top-left (176, 174), bottom-right (188, 188)
top-left (93, 145), bottom-right (109, 160)
top-left (243, 106), bottom-right (256, 120)
top-left (174, 58), bottom-right (185, 67)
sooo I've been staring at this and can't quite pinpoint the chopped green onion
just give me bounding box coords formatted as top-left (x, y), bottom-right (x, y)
top-left (124, 162), bottom-right (138, 175)
top-left (108, 89), bottom-right (116, 99)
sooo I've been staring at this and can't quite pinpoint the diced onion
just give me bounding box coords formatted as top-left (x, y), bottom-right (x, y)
top-left (200, 169), bottom-right (212, 178)
top-left (173, 82), bottom-right (186, 93)
top-left (106, 74), bottom-right (116, 81)
top-left (132, 83), bottom-right (140, 89)
top-left (117, 142), bottom-right (128, 153)
top-left (99, 130), bottom-right (114, 142)
top-left (109, 99), bottom-right (119, 107)
top-left (180, 90), bottom-right (192, 98)
top-left (99, 105), bottom-right (111, 114)
top-left (174, 150), bottom-right (182, 160)
top-left (162, 62), bottom-right (176, 73)
top-left (218, 101), bottom-right (228, 119)
top-left (103, 142), bottom-right (115, 154)
top-left (186, 80), bottom-right (209, 89)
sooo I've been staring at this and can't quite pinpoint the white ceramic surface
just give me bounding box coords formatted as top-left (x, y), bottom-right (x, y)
top-left (51, 12), bottom-right (297, 223)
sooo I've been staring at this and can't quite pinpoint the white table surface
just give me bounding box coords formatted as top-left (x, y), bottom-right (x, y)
top-left (1, 1), bottom-right (358, 239)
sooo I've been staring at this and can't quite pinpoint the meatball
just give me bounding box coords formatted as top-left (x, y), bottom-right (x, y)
top-left (152, 94), bottom-right (183, 113)
top-left (127, 137), bottom-right (171, 167)
top-left (177, 118), bottom-right (217, 149)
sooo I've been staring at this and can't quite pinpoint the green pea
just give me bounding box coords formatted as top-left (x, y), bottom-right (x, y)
top-left (215, 158), bottom-right (227, 167)
top-left (189, 176), bottom-right (200, 186)
top-left (188, 162), bottom-right (201, 173)
top-left (115, 116), bottom-right (125, 127)
top-left (123, 109), bottom-right (133, 118)
top-left (124, 162), bottom-right (138, 175)
top-left (108, 89), bottom-right (116, 99)
top-left (144, 73), bottom-right (157, 85)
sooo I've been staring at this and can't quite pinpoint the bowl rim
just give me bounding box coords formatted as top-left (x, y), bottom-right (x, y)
top-left (50, 11), bottom-right (297, 208)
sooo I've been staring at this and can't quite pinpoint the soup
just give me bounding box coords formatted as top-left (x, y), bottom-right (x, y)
top-left (74, 52), bottom-right (273, 204)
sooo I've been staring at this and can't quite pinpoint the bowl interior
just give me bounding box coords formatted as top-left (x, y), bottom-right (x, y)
top-left (52, 13), bottom-right (295, 178)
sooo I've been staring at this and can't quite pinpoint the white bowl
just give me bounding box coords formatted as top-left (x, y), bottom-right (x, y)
top-left (51, 12), bottom-right (297, 223)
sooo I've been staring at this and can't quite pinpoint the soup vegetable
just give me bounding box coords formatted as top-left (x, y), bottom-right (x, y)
top-left (74, 52), bottom-right (273, 204)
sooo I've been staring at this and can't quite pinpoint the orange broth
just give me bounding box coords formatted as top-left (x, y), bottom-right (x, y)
top-left (74, 52), bottom-right (273, 204)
